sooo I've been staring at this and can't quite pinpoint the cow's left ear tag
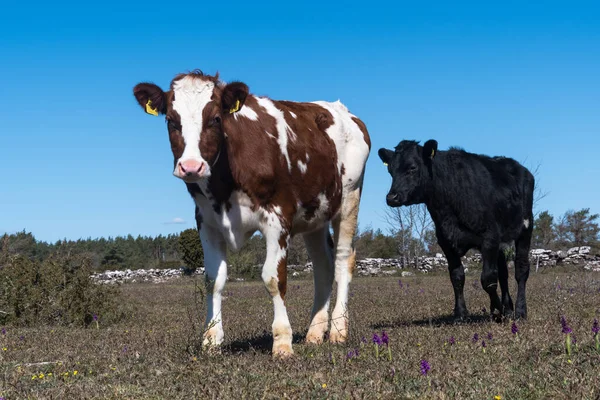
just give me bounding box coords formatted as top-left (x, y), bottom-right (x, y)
top-left (229, 99), bottom-right (241, 114)
top-left (383, 162), bottom-right (388, 166)
top-left (430, 149), bottom-right (435, 159)
top-left (145, 99), bottom-right (159, 116)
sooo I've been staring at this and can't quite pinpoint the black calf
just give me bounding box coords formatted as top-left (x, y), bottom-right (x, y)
top-left (379, 140), bottom-right (534, 320)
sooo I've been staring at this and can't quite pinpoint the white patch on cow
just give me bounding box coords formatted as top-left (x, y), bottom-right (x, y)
top-left (523, 219), bottom-right (530, 229)
top-left (172, 76), bottom-right (215, 171)
top-left (234, 102), bottom-right (258, 121)
top-left (256, 97), bottom-right (295, 171)
top-left (297, 160), bottom-right (307, 174)
top-left (264, 130), bottom-right (277, 140)
top-left (311, 100), bottom-right (370, 192)
top-left (289, 111), bottom-right (297, 119)
top-left (306, 153), bottom-right (310, 162)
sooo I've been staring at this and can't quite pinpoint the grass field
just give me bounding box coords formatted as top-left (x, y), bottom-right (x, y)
top-left (1, 268), bottom-right (599, 399)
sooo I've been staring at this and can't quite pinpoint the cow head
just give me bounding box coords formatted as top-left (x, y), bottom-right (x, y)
top-left (133, 71), bottom-right (249, 182)
top-left (378, 139), bottom-right (438, 207)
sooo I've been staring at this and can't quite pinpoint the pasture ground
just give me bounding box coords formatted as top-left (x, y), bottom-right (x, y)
top-left (1, 268), bottom-right (599, 399)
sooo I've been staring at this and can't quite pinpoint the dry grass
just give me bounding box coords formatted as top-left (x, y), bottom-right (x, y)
top-left (1, 268), bottom-right (599, 399)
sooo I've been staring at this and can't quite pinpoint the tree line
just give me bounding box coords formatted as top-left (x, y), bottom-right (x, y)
top-left (1, 207), bottom-right (597, 275)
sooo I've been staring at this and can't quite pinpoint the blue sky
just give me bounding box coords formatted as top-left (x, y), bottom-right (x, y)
top-left (1, 1), bottom-right (599, 243)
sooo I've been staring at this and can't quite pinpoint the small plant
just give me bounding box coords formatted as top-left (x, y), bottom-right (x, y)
top-left (593, 319), bottom-right (599, 352)
top-left (561, 316), bottom-right (573, 356)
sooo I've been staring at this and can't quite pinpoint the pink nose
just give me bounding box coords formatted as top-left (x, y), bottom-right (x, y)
top-left (178, 160), bottom-right (205, 178)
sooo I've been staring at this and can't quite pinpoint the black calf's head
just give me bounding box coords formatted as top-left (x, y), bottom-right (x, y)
top-left (378, 139), bottom-right (438, 207)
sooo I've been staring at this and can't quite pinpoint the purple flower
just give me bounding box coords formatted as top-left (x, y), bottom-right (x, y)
top-left (1, 328), bottom-right (6, 335)
top-left (472, 333), bottom-right (479, 343)
top-left (561, 316), bottom-right (572, 334)
top-left (93, 314), bottom-right (98, 322)
top-left (481, 307), bottom-right (487, 314)
top-left (418, 288), bottom-right (424, 294)
top-left (481, 340), bottom-right (486, 348)
top-left (381, 331), bottom-right (389, 346)
top-left (372, 333), bottom-right (382, 345)
top-left (448, 336), bottom-right (455, 345)
top-left (122, 346), bottom-right (128, 353)
top-left (420, 359), bottom-right (431, 376)
top-left (487, 332), bottom-right (493, 341)
top-left (19, 336), bottom-right (24, 341)
top-left (592, 319), bottom-right (599, 335)
top-left (571, 334), bottom-right (577, 345)
top-left (398, 280), bottom-right (403, 288)
top-left (361, 336), bottom-right (367, 344)
top-left (511, 322), bottom-right (519, 335)
top-left (346, 349), bottom-right (356, 360)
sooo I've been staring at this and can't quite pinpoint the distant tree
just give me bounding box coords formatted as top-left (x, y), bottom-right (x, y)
top-left (532, 210), bottom-right (556, 249)
top-left (101, 247), bottom-right (125, 269)
top-left (178, 228), bottom-right (204, 273)
top-left (555, 208), bottom-right (600, 248)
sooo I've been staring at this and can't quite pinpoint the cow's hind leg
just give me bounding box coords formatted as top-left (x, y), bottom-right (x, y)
top-left (480, 244), bottom-right (504, 321)
top-left (200, 226), bottom-right (228, 349)
top-left (262, 227), bottom-right (294, 357)
top-left (303, 226), bottom-right (335, 344)
top-left (497, 248), bottom-right (514, 318)
top-left (514, 228), bottom-right (532, 319)
top-left (330, 188), bottom-right (361, 344)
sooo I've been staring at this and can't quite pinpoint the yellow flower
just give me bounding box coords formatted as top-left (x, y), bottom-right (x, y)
top-left (2, 347), bottom-right (6, 351)
top-left (39, 373), bottom-right (45, 379)
top-left (322, 383), bottom-right (327, 389)
top-left (31, 376), bottom-right (37, 380)
top-left (192, 357), bottom-right (197, 362)
top-left (73, 370), bottom-right (78, 376)
top-left (63, 372), bottom-right (69, 377)
top-left (494, 396), bottom-right (502, 400)
top-left (567, 359), bottom-right (572, 364)
top-left (48, 373), bottom-right (53, 377)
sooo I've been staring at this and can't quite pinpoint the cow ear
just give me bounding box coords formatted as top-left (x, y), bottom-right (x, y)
top-left (423, 140), bottom-right (438, 161)
top-left (221, 81), bottom-right (249, 114)
top-left (133, 83), bottom-right (167, 116)
top-left (378, 148), bottom-right (394, 166)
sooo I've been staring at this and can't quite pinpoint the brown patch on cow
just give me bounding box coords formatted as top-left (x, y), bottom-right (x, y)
top-left (277, 257), bottom-right (287, 300)
top-left (351, 116), bottom-right (371, 150)
top-left (347, 248), bottom-right (357, 276)
top-left (340, 164), bottom-right (346, 176)
top-left (265, 277), bottom-right (279, 298)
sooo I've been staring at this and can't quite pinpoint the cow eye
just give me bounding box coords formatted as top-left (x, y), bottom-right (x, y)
top-left (409, 165), bottom-right (418, 172)
top-left (212, 116), bottom-right (221, 126)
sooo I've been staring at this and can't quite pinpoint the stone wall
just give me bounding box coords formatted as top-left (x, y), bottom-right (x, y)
top-left (91, 246), bottom-right (599, 284)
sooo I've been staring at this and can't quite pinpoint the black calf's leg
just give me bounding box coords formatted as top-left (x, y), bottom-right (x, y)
top-left (445, 250), bottom-right (468, 319)
top-left (481, 246), bottom-right (503, 318)
top-left (497, 249), bottom-right (514, 317)
top-left (514, 230), bottom-right (532, 319)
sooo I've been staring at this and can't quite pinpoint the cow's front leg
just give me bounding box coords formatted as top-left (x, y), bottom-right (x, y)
top-left (200, 226), bottom-right (228, 349)
top-left (262, 229), bottom-right (293, 357)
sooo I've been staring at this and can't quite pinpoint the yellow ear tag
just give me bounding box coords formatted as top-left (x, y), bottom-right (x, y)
top-left (145, 99), bottom-right (158, 116)
top-left (430, 149), bottom-right (435, 159)
top-left (229, 99), bottom-right (241, 114)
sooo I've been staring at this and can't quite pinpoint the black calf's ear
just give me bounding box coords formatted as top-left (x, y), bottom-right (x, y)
top-left (221, 81), bottom-right (249, 114)
top-left (423, 140), bottom-right (438, 161)
top-left (133, 83), bottom-right (167, 116)
top-left (378, 148), bottom-right (394, 166)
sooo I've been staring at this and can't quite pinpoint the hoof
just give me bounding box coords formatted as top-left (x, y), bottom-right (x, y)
top-left (329, 330), bottom-right (348, 344)
top-left (305, 330), bottom-right (325, 345)
top-left (272, 343), bottom-right (294, 358)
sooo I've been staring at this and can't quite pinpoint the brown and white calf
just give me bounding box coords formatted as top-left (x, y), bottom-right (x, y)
top-left (132, 70), bottom-right (371, 356)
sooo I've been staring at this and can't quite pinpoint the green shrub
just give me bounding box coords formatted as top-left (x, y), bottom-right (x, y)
top-left (0, 253), bottom-right (124, 327)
